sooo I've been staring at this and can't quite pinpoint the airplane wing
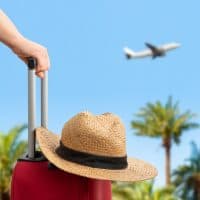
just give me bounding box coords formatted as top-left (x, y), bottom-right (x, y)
top-left (145, 43), bottom-right (157, 52)
top-left (124, 47), bottom-right (152, 59)
top-left (159, 43), bottom-right (181, 52)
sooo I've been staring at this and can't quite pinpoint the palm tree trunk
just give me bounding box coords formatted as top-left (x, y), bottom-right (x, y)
top-left (163, 137), bottom-right (171, 186)
top-left (165, 146), bottom-right (171, 186)
top-left (1, 192), bottom-right (10, 200)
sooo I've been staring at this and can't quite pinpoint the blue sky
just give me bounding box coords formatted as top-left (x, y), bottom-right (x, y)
top-left (1, 1), bottom-right (200, 186)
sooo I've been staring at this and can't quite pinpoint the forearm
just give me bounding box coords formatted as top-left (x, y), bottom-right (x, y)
top-left (0, 9), bottom-right (23, 48)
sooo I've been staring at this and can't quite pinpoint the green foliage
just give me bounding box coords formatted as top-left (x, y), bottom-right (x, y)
top-left (112, 181), bottom-right (178, 200)
top-left (131, 96), bottom-right (198, 143)
top-left (0, 125), bottom-right (27, 195)
top-left (172, 142), bottom-right (200, 200)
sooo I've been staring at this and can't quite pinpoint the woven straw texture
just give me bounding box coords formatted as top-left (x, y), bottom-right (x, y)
top-left (36, 112), bottom-right (157, 181)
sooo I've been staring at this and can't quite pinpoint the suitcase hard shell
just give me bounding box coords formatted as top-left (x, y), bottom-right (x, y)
top-left (11, 160), bottom-right (111, 200)
top-left (11, 58), bottom-right (112, 200)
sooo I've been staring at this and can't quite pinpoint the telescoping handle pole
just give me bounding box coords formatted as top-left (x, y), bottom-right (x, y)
top-left (27, 58), bottom-right (48, 159)
top-left (41, 67), bottom-right (48, 129)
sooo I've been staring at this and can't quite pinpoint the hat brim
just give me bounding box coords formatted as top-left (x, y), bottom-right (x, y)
top-left (36, 127), bottom-right (157, 182)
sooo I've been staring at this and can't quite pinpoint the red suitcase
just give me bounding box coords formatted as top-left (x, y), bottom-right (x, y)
top-left (11, 58), bottom-right (112, 200)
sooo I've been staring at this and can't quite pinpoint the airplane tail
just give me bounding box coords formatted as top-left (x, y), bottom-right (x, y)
top-left (123, 47), bottom-right (136, 59)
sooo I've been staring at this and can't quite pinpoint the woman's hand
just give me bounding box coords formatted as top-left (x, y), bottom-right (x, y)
top-left (11, 37), bottom-right (50, 78)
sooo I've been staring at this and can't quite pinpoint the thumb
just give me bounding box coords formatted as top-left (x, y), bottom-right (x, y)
top-left (18, 56), bottom-right (28, 64)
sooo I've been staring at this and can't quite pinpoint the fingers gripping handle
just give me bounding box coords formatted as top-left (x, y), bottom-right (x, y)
top-left (27, 57), bottom-right (48, 159)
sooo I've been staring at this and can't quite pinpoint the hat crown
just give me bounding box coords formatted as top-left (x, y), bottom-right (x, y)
top-left (61, 112), bottom-right (126, 157)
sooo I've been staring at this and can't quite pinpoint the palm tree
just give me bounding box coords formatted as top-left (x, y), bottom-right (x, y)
top-left (172, 142), bottom-right (200, 200)
top-left (131, 96), bottom-right (198, 185)
top-left (0, 125), bottom-right (27, 200)
top-left (112, 181), bottom-right (178, 200)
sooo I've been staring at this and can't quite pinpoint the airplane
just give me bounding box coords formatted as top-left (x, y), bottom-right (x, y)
top-left (124, 42), bottom-right (181, 59)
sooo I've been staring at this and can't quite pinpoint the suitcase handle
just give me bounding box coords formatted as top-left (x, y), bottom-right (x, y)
top-left (27, 57), bottom-right (48, 159)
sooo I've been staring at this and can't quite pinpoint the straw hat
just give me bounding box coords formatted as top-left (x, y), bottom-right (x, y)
top-left (36, 111), bottom-right (157, 181)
